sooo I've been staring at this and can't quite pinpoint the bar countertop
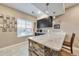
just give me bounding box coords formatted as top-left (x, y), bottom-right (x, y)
top-left (28, 31), bottom-right (66, 51)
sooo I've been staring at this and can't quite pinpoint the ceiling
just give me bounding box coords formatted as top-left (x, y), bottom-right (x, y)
top-left (1, 3), bottom-right (78, 18)
top-left (2, 3), bottom-right (45, 17)
top-left (32, 3), bottom-right (65, 17)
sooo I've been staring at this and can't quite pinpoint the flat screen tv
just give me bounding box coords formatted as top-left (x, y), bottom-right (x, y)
top-left (37, 16), bottom-right (53, 28)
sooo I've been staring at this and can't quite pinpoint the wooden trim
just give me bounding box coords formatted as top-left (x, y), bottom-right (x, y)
top-left (71, 33), bottom-right (75, 54)
top-left (62, 33), bottom-right (75, 54)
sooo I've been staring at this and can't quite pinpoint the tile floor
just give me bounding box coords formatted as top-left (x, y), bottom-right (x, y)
top-left (0, 41), bottom-right (28, 56)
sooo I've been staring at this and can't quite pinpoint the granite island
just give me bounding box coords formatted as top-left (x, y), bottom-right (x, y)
top-left (28, 31), bottom-right (66, 56)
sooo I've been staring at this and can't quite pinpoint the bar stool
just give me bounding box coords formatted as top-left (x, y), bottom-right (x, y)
top-left (60, 33), bottom-right (75, 56)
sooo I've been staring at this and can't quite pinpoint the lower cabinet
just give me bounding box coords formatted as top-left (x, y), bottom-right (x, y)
top-left (28, 39), bottom-right (60, 56)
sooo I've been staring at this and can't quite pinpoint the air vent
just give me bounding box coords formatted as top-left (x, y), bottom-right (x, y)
top-left (32, 11), bottom-right (34, 14)
top-left (46, 3), bottom-right (49, 6)
top-left (53, 12), bottom-right (56, 14)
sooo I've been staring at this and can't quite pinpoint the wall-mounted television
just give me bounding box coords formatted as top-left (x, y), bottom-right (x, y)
top-left (37, 16), bottom-right (53, 28)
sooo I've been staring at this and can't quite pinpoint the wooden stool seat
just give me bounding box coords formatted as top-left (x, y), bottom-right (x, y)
top-left (63, 41), bottom-right (71, 46)
top-left (61, 33), bottom-right (75, 55)
top-left (60, 48), bottom-right (73, 56)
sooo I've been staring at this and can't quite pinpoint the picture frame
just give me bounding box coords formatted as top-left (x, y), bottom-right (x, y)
top-left (0, 14), bottom-right (4, 27)
top-left (54, 24), bottom-right (60, 29)
top-left (0, 14), bottom-right (4, 18)
top-left (6, 16), bottom-right (10, 19)
top-left (0, 14), bottom-right (16, 32)
top-left (2, 27), bottom-right (7, 32)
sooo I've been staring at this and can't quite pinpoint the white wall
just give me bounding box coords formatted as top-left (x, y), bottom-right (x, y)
top-left (0, 4), bottom-right (36, 48)
top-left (57, 5), bottom-right (79, 34)
top-left (56, 5), bottom-right (79, 50)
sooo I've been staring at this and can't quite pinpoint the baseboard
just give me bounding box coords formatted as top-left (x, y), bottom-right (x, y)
top-left (0, 41), bottom-right (28, 51)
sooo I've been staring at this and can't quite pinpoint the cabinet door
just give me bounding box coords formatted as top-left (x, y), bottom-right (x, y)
top-left (29, 40), bottom-right (45, 56)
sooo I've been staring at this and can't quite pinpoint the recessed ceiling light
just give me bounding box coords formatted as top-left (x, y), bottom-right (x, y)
top-left (53, 16), bottom-right (56, 19)
top-left (38, 11), bottom-right (41, 14)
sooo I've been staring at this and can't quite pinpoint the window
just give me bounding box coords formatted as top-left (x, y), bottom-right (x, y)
top-left (17, 19), bottom-right (33, 37)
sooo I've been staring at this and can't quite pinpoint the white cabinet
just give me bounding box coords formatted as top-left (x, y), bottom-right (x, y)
top-left (33, 3), bottom-right (65, 16)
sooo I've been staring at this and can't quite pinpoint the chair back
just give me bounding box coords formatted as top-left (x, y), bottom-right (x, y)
top-left (71, 33), bottom-right (75, 53)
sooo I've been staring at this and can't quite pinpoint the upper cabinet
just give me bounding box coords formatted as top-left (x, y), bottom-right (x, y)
top-left (32, 3), bottom-right (65, 16)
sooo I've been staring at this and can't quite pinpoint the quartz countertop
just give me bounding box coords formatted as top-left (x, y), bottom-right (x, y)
top-left (28, 31), bottom-right (66, 51)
